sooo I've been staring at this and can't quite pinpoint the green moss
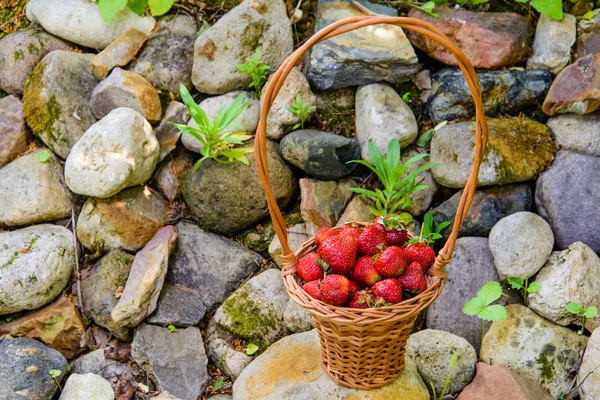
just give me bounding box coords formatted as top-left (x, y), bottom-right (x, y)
top-left (27, 42), bottom-right (38, 54)
top-left (314, 110), bottom-right (355, 138)
top-left (13, 50), bottom-right (23, 61)
top-left (0, 251), bottom-right (19, 270)
top-left (221, 290), bottom-right (279, 344)
top-left (536, 352), bottom-right (556, 383)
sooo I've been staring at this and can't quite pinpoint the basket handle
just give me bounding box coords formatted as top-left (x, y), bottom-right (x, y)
top-left (255, 16), bottom-right (488, 280)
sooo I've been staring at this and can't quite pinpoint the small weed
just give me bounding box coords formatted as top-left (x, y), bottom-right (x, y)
top-left (245, 343), bottom-right (259, 355)
top-left (565, 302), bottom-right (598, 335)
top-left (236, 47), bottom-right (270, 97)
top-left (287, 94), bottom-right (316, 129)
top-left (96, 0), bottom-right (174, 23)
top-left (507, 277), bottom-right (541, 307)
top-left (462, 281), bottom-right (507, 350)
top-left (167, 324), bottom-right (177, 332)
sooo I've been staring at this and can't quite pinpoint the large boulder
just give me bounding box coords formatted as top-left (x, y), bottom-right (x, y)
top-left (0, 95), bottom-right (29, 168)
top-left (546, 113), bottom-right (600, 157)
top-left (535, 150), bottom-right (600, 252)
top-left (65, 108), bottom-right (159, 198)
top-left (527, 13), bottom-right (576, 75)
top-left (22, 50), bottom-right (98, 159)
top-left (579, 328), bottom-right (600, 400)
top-left (191, 0), bottom-right (293, 94)
top-left (0, 225), bottom-right (74, 315)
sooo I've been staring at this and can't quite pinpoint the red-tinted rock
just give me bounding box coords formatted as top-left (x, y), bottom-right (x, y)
top-left (574, 31), bottom-right (600, 60)
top-left (542, 53), bottom-right (600, 115)
top-left (457, 363), bottom-right (553, 400)
top-left (406, 8), bottom-right (532, 69)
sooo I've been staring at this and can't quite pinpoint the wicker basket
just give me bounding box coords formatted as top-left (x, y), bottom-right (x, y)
top-left (255, 15), bottom-right (489, 390)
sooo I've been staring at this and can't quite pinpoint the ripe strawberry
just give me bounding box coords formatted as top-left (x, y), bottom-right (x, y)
top-left (348, 289), bottom-right (376, 309)
top-left (398, 262), bottom-right (428, 294)
top-left (296, 252), bottom-right (324, 282)
top-left (348, 280), bottom-right (361, 296)
top-left (352, 256), bottom-right (382, 287)
top-left (321, 274), bottom-right (351, 306)
top-left (358, 224), bottom-right (386, 256)
top-left (315, 227), bottom-right (338, 248)
top-left (340, 224), bottom-right (361, 240)
top-left (405, 243), bottom-right (436, 271)
top-left (374, 246), bottom-right (408, 277)
top-left (372, 278), bottom-right (403, 304)
top-left (319, 234), bottom-right (358, 274)
top-left (302, 280), bottom-right (322, 300)
top-left (375, 216), bottom-right (409, 246)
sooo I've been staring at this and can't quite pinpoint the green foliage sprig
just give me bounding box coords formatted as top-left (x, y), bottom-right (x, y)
top-left (173, 84), bottom-right (254, 168)
top-left (431, 350), bottom-right (460, 400)
top-left (410, 211), bottom-right (450, 246)
top-left (96, 0), bottom-right (174, 23)
top-left (417, 0), bottom-right (564, 20)
top-left (236, 47), bottom-right (270, 97)
top-left (463, 281), bottom-right (507, 350)
top-left (507, 277), bottom-right (541, 307)
top-left (565, 302), bottom-right (598, 335)
top-left (287, 94), bottom-right (316, 129)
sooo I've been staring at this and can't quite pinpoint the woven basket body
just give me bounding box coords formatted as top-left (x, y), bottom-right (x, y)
top-left (255, 16), bottom-right (489, 390)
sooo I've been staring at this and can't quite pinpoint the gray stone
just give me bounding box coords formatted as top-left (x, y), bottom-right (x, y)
top-left (181, 140), bottom-right (294, 234)
top-left (268, 223), bottom-right (310, 268)
top-left (400, 147), bottom-right (438, 216)
top-left (529, 242), bottom-right (600, 333)
top-left (0, 30), bottom-right (68, 95)
top-left (406, 329), bottom-right (477, 395)
top-left (279, 130), bottom-right (359, 179)
top-left (307, 0), bottom-right (419, 90)
top-left (481, 304), bottom-right (588, 398)
top-left (147, 284), bottom-right (206, 327)
top-left (205, 320), bottom-right (253, 380)
top-left (132, 324), bottom-right (209, 400)
top-left (489, 212), bottom-right (554, 281)
top-left (355, 83), bottom-right (418, 161)
top-left (579, 328), bottom-right (600, 400)
top-left (283, 299), bottom-right (314, 333)
top-left (0, 336), bottom-right (67, 400)
top-left (192, 0), bottom-right (293, 94)
top-left (0, 95), bottom-right (28, 168)
top-left (431, 118), bottom-right (555, 188)
top-left (299, 178), bottom-right (354, 235)
top-left (77, 186), bottom-right (168, 252)
top-left (154, 149), bottom-right (194, 201)
top-left (527, 13), bottom-right (576, 75)
top-left (81, 250), bottom-right (134, 341)
top-left (151, 392), bottom-right (182, 400)
top-left (0, 149), bottom-right (72, 228)
top-left (90, 68), bottom-right (162, 124)
top-left (72, 349), bottom-right (134, 392)
top-left (65, 107), bottom-right (159, 198)
top-left (337, 195), bottom-right (374, 225)
top-left (426, 237), bottom-right (502, 351)
top-left (154, 101), bottom-right (190, 161)
top-left (315, 87), bottom-right (355, 112)
top-left (535, 150), bottom-right (600, 252)
top-left (26, 0), bottom-right (156, 49)
top-left (0, 224), bottom-right (74, 315)
top-left (547, 113), bottom-right (600, 157)
top-left (22, 50), bottom-right (98, 159)
top-left (427, 69), bottom-right (552, 123)
top-left (131, 15), bottom-right (197, 93)
top-left (166, 222), bottom-right (264, 311)
top-left (59, 373), bottom-right (114, 400)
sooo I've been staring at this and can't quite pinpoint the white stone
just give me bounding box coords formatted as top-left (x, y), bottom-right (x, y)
top-left (59, 373), bottom-right (114, 400)
top-left (527, 13), bottom-right (576, 75)
top-left (546, 113), bottom-right (600, 157)
top-left (205, 320), bottom-right (253, 380)
top-left (579, 328), bottom-right (600, 400)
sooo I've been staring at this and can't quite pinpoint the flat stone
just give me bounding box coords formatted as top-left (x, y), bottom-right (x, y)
top-left (546, 113), bottom-right (600, 157)
top-left (192, 0), bottom-right (293, 94)
top-left (111, 226), bottom-right (178, 328)
top-left (300, 178), bottom-right (354, 234)
top-left (0, 30), bottom-right (68, 95)
top-left (233, 329), bottom-right (430, 400)
top-left (427, 69), bottom-right (552, 123)
top-left (90, 68), bottom-right (162, 124)
top-left (0, 225), bottom-right (74, 315)
top-left (59, 373), bottom-right (114, 400)
top-left (407, 329), bottom-right (477, 395)
top-left (92, 28), bottom-right (150, 80)
top-left (430, 118), bottom-right (555, 188)
top-left (535, 150), bottom-right (600, 252)
top-left (279, 129), bottom-right (359, 179)
top-left (0, 295), bottom-right (85, 359)
top-left (154, 101), bottom-right (189, 162)
top-left (166, 222), bottom-right (264, 311)
top-left (205, 320), bottom-right (253, 380)
top-left (0, 149), bottom-right (72, 228)
top-left (25, 0), bottom-right (156, 49)
top-left (268, 223), bottom-right (310, 268)
top-left (578, 328), bottom-right (600, 400)
top-left (481, 304), bottom-right (588, 398)
top-left (528, 242), bottom-right (600, 333)
top-left (0, 95), bottom-right (28, 168)
top-left (407, 8), bottom-right (532, 68)
top-left (355, 83), bottom-right (418, 160)
top-left (0, 336), bottom-right (67, 400)
top-left (147, 283), bottom-right (206, 328)
top-left (181, 140), bottom-right (294, 234)
top-left (337, 195), bottom-right (374, 225)
top-left (22, 50), bottom-right (98, 159)
top-left (81, 250), bottom-right (134, 341)
top-left (154, 148), bottom-right (195, 201)
top-left (457, 362), bottom-right (553, 400)
top-left (72, 349), bottom-right (134, 393)
top-left (132, 324), bottom-right (209, 400)
top-left (307, 0), bottom-right (419, 90)
top-left (65, 107), bottom-right (159, 198)
top-left (527, 13), bottom-right (576, 74)
top-left (77, 186), bottom-right (168, 252)
top-left (131, 15), bottom-right (197, 93)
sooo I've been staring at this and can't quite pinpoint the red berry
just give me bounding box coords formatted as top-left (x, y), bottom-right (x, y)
top-left (375, 246), bottom-right (409, 277)
top-left (315, 227), bottom-right (338, 248)
top-left (348, 280), bottom-right (361, 296)
top-left (352, 256), bottom-right (382, 287)
top-left (302, 280), bottom-right (322, 300)
top-left (321, 274), bottom-right (351, 306)
top-left (398, 262), bottom-right (428, 294)
top-left (358, 224), bottom-right (386, 256)
top-left (405, 243), bottom-right (436, 271)
top-left (385, 229), bottom-right (409, 247)
top-left (296, 252), bottom-right (324, 282)
top-left (319, 234), bottom-right (358, 274)
top-left (348, 289), bottom-right (376, 309)
top-left (340, 224), bottom-right (361, 240)
top-left (372, 278), bottom-right (403, 304)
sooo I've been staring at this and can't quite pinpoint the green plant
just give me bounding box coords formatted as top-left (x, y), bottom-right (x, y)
top-left (347, 139), bottom-right (435, 222)
top-left (565, 302), bottom-right (598, 335)
top-left (417, 0), bottom-right (564, 20)
top-left (462, 281), bottom-right (507, 350)
top-left (507, 277), bottom-right (541, 307)
top-left (401, 92), bottom-right (412, 104)
top-left (287, 94), bottom-right (316, 129)
top-left (37, 149), bottom-right (51, 163)
top-left (167, 324), bottom-right (177, 332)
top-left (49, 369), bottom-right (62, 389)
top-left (245, 343), bottom-right (259, 355)
top-left (173, 84), bottom-right (254, 168)
top-left (96, 0), bottom-right (174, 23)
top-left (213, 377), bottom-right (225, 390)
top-left (236, 47), bottom-right (270, 97)
top-left (431, 350), bottom-right (460, 400)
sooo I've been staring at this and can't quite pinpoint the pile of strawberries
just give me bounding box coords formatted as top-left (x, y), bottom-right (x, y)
top-left (298, 216), bottom-right (436, 308)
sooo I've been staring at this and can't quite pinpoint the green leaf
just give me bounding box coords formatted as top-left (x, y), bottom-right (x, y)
top-left (127, 0), bottom-right (147, 14)
top-left (583, 306), bottom-right (598, 318)
top-left (37, 149), bottom-right (51, 163)
top-left (167, 324), bottom-right (177, 332)
top-left (179, 84), bottom-right (209, 131)
top-left (419, 1), bottom-right (439, 18)
top-left (462, 297), bottom-right (485, 316)
top-left (97, 0), bottom-right (128, 23)
top-left (213, 377), bottom-right (224, 390)
top-left (435, 221), bottom-right (450, 234)
top-left (415, 129), bottom-right (434, 147)
top-left (245, 343), bottom-right (259, 355)
top-left (477, 281), bottom-right (503, 307)
top-left (148, 0), bottom-right (174, 16)
top-left (423, 210), bottom-right (433, 236)
top-left (507, 277), bottom-right (524, 290)
top-left (531, 0), bottom-right (563, 20)
top-left (566, 302), bottom-right (583, 315)
top-left (471, 0), bottom-right (489, 4)
top-left (579, 11), bottom-right (595, 20)
top-left (527, 282), bottom-right (542, 293)
top-left (478, 304), bottom-right (508, 321)
top-left (49, 369), bottom-right (61, 378)
top-left (448, 351), bottom-right (459, 369)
